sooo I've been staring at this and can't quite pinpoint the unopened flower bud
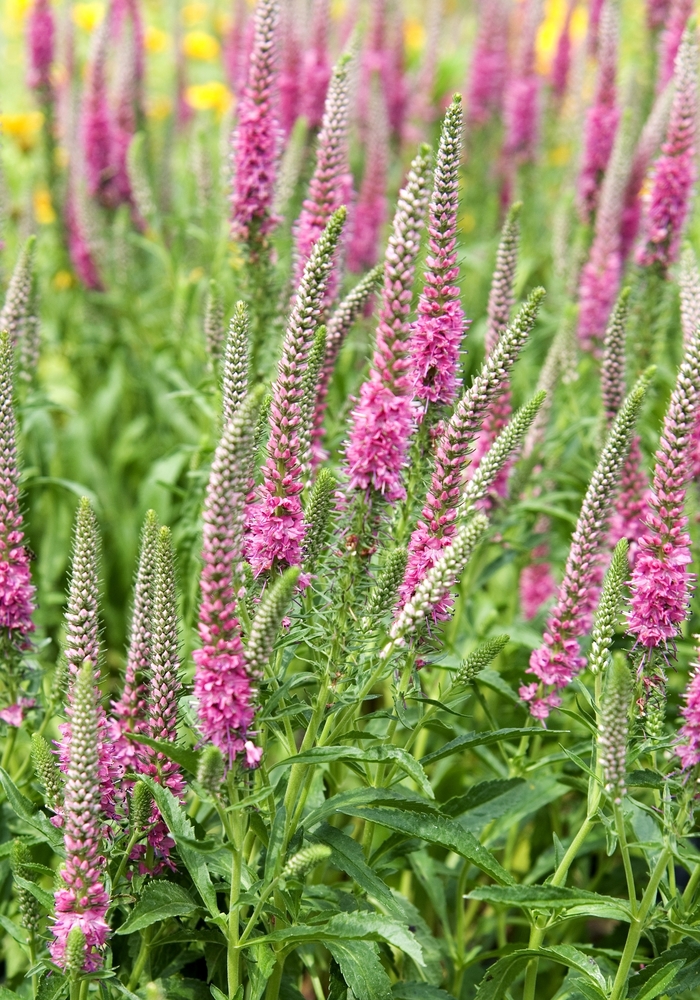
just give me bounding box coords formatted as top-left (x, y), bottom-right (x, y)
top-left (302, 468), bottom-right (335, 573)
top-left (129, 780), bottom-right (152, 832)
top-left (245, 567), bottom-right (299, 674)
top-left (456, 635), bottom-right (510, 685)
top-left (364, 548), bottom-right (408, 626)
top-left (31, 732), bottom-right (63, 812)
top-left (197, 745), bottom-right (225, 796)
top-left (281, 843), bottom-right (332, 884)
top-left (11, 839), bottom-right (40, 936)
top-left (597, 653), bottom-right (632, 803)
top-left (65, 926), bottom-right (86, 980)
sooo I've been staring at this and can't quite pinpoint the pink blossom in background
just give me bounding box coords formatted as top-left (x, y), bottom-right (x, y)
top-left (577, 1), bottom-right (619, 223)
top-left (647, 0), bottom-right (671, 30)
top-left (347, 81), bottom-right (388, 274)
top-left (230, 0), bottom-right (280, 243)
top-left (678, 657), bottom-right (700, 767)
top-left (657, 0), bottom-right (693, 91)
top-left (467, 0), bottom-right (509, 126)
top-left (550, 0), bottom-right (575, 100)
top-left (301, 0), bottom-right (331, 131)
top-left (637, 31), bottom-right (697, 271)
top-left (26, 0), bottom-right (54, 93)
top-left (608, 437), bottom-right (651, 562)
top-left (225, 0), bottom-right (253, 98)
top-left (502, 0), bottom-right (542, 163)
top-left (520, 543), bottom-right (557, 620)
top-left (81, 23), bottom-right (118, 209)
top-left (278, 6), bottom-right (301, 136)
top-left (65, 181), bottom-right (103, 291)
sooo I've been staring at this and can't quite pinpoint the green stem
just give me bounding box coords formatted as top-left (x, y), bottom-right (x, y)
top-left (1, 726), bottom-right (17, 771)
top-left (227, 787), bottom-right (243, 999)
top-left (608, 847), bottom-right (671, 1000)
top-left (263, 958), bottom-right (284, 1000)
top-left (614, 803), bottom-right (637, 916)
top-left (128, 927), bottom-right (153, 990)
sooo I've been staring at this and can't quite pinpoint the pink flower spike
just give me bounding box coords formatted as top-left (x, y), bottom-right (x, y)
top-left (346, 78), bottom-right (388, 275)
top-left (637, 30), bottom-right (697, 272)
top-left (50, 662), bottom-right (110, 972)
top-left (678, 649), bottom-right (700, 768)
top-left (81, 17), bottom-right (119, 209)
top-left (411, 96), bottom-right (467, 409)
top-left (551, 0), bottom-right (575, 100)
top-left (658, 0), bottom-right (693, 92)
top-left (577, 0), bottom-right (620, 224)
top-left (502, 0), bottom-right (542, 163)
top-left (278, 3), bottom-right (301, 136)
top-left (0, 332), bottom-right (35, 644)
top-left (230, 0), bottom-right (280, 244)
top-left (301, 0), bottom-right (331, 131)
top-left (345, 147), bottom-right (431, 501)
top-left (26, 0), bottom-right (54, 93)
top-left (524, 374), bottom-right (648, 717)
top-left (627, 321), bottom-right (700, 650)
top-left (466, 0), bottom-right (509, 127)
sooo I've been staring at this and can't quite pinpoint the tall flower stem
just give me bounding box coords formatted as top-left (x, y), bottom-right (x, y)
top-left (608, 847), bottom-right (671, 1000)
top-left (226, 782), bottom-right (243, 1000)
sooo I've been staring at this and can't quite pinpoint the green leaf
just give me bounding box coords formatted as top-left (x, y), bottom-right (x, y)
top-left (314, 789), bottom-right (513, 885)
top-left (0, 913), bottom-right (28, 945)
top-left (630, 960), bottom-right (685, 1000)
top-left (140, 776), bottom-right (218, 917)
top-left (420, 729), bottom-right (564, 766)
top-left (391, 986), bottom-right (456, 1000)
top-left (468, 884), bottom-right (630, 918)
top-left (0, 767), bottom-right (63, 849)
top-left (0, 986), bottom-right (24, 999)
top-left (326, 940), bottom-right (392, 1000)
top-left (125, 733), bottom-right (201, 773)
top-left (116, 880), bottom-right (199, 934)
top-left (628, 941), bottom-right (700, 997)
top-left (272, 745), bottom-right (434, 799)
top-left (36, 971), bottom-right (68, 1000)
top-left (313, 824), bottom-right (402, 917)
top-left (474, 945), bottom-right (607, 1000)
top-left (250, 911), bottom-right (424, 967)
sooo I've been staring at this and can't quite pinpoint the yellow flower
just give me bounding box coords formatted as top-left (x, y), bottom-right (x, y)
top-left (215, 12), bottom-right (231, 35)
top-left (6, 0), bottom-right (31, 23)
top-left (330, 0), bottom-right (346, 17)
top-left (0, 112), bottom-right (43, 152)
top-left (182, 30), bottom-right (220, 61)
top-left (229, 242), bottom-right (245, 270)
top-left (145, 25), bottom-right (168, 53)
top-left (460, 212), bottom-right (476, 234)
top-left (189, 266), bottom-right (205, 283)
top-left (53, 270), bottom-right (74, 291)
top-left (186, 81), bottom-right (232, 115)
top-left (404, 17), bottom-right (425, 55)
top-left (146, 95), bottom-right (172, 120)
top-left (34, 188), bottom-right (56, 225)
top-left (548, 144), bottom-right (571, 167)
top-left (182, 1), bottom-right (207, 25)
top-left (72, 2), bottom-right (104, 31)
top-left (571, 4), bottom-right (588, 44)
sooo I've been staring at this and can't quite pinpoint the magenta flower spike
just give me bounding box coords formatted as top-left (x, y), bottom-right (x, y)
top-left (247, 209), bottom-right (346, 572)
top-left (618, 83), bottom-right (672, 260)
top-left (411, 96), bottom-right (467, 410)
top-left (278, 4), bottom-right (301, 137)
top-left (50, 662), bottom-right (110, 972)
top-left (637, 31), bottom-right (697, 271)
top-left (345, 148), bottom-right (431, 501)
top-left (26, 0), bottom-right (55, 94)
top-left (466, 0), bottom-right (509, 127)
top-left (399, 290), bottom-right (544, 614)
top-left (385, 8), bottom-right (408, 143)
top-left (225, 0), bottom-right (252, 99)
top-left (678, 643), bottom-right (700, 768)
top-left (587, 0), bottom-right (604, 54)
top-left (502, 0), bottom-right (542, 162)
top-left (59, 498), bottom-right (120, 818)
top-left (551, 0), bottom-right (575, 100)
top-left (293, 52), bottom-right (353, 287)
top-left (194, 392), bottom-right (261, 766)
top-left (520, 543), bottom-right (557, 620)
top-left (110, 510), bottom-right (158, 769)
top-left (81, 17), bottom-right (118, 210)
top-left (648, 0), bottom-right (671, 30)
top-left (577, 1), bottom-right (620, 223)
top-left (0, 332), bottom-right (35, 646)
top-left (141, 527), bottom-right (185, 866)
top-left (626, 325), bottom-right (700, 652)
top-left (522, 374), bottom-right (648, 719)
top-left (346, 79), bottom-right (388, 275)
top-left (608, 435), bottom-right (651, 554)
top-left (230, 0), bottom-right (280, 244)
top-left (658, 0), bottom-right (693, 91)
top-left (301, 0), bottom-right (331, 131)
top-left (65, 179), bottom-right (103, 291)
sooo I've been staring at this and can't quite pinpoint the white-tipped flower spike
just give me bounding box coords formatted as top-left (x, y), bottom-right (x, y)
top-left (485, 202), bottom-right (521, 358)
top-left (0, 236), bottom-right (36, 349)
top-left (389, 514), bottom-right (489, 650)
top-left (588, 539), bottom-right (629, 676)
top-left (50, 661), bottom-right (110, 973)
top-left (400, 289), bottom-right (545, 614)
top-left (194, 389), bottom-right (263, 768)
top-left (680, 245), bottom-right (700, 348)
top-left (293, 50), bottom-right (354, 286)
top-left (222, 301), bottom-right (250, 423)
top-left (600, 288), bottom-right (631, 426)
top-left (411, 95), bottom-right (467, 408)
top-left (312, 265), bottom-right (382, 464)
top-left (204, 280), bottom-right (225, 364)
top-left (456, 634), bottom-right (510, 685)
top-left (31, 732), bottom-right (63, 814)
top-left (302, 467), bottom-right (336, 573)
top-left (245, 565), bottom-right (299, 673)
top-left (464, 392), bottom-right (546, 509)
top-left (111, 509), bottom-right (158, 768)
top-left (597, 653), bottom-right (632, 803)
top-left (127, 133), bottom-right (156, 225)
top-left (299, 325), bottom-right (327, 473)
top-left (364, 547), bottom-right (409, 625)
top-left (521, 373), bottom-right (649, 719)
top-left (345, 146), bottom-right (432, 502)
top-left (246, 208), bottom-right (346, 574)
top-left (280, 843), bottom-right (332, 884)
